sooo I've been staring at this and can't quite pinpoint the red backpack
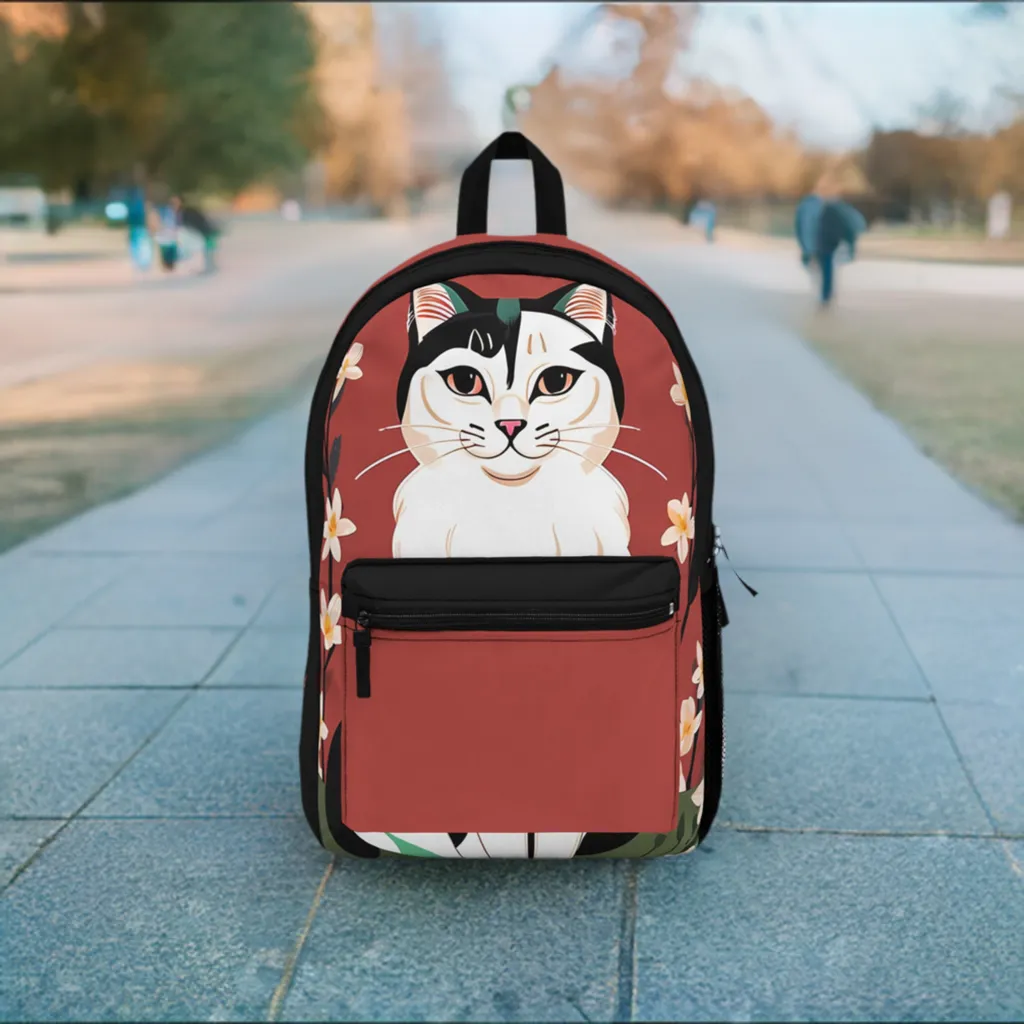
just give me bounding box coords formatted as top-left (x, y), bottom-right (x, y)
top-left (300, 132), bottom-right (725, 859)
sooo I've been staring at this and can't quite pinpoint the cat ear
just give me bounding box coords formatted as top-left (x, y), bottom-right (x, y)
top-left (410, 283), bottom-right (468, 341)
top-left (554, 284), bottom-right (613, 341)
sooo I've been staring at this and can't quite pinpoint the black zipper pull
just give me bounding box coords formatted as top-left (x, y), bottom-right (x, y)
top-left (713, 527), bottom-right (758, 598)
top-left (354, 611), bottom-right (372, 698)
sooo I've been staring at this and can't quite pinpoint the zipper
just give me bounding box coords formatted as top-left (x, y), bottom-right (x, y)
top-left (354, 611), bottom-right (372, 698)
top-left (350, 601), bottom-right (675, 700)
top-left (713, 525), bottom-right (758, 599)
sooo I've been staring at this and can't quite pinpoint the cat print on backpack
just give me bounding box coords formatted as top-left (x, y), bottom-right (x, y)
top-left (353, 281), bottom-right (635, 858)
top-left (388, 281), bottom-right (634, 558)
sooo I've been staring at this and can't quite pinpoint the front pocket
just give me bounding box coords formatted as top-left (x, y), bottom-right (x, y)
top-left (340, 557), bottom-right (680, 835)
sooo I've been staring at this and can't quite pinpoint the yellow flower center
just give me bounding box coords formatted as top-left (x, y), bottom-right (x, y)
top-left (328, 513), bottom-right (337, 535)
top-left (321, 613), bottom-right (333, 636)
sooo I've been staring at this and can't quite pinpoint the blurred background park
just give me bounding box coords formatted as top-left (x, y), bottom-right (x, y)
top-left (1, 0), bottom-right (1023, 551)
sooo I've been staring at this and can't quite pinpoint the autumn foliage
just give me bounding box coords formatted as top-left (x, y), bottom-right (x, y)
top-left (520, 2), bottom-right (1024, 222)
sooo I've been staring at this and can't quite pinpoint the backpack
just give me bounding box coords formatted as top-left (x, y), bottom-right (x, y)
top-left (299, 132), bottom-right (725, 859)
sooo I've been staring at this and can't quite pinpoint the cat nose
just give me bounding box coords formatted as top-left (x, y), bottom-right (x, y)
top-left (496, 419), bottom-right (526, 440)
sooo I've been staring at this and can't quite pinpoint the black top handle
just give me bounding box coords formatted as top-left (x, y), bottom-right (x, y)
top-left (456, 131), bottom-right (567, 236)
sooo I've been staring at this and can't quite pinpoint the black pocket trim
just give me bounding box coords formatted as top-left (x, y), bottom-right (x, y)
top-left (341, 556), bottom-right (679, 628)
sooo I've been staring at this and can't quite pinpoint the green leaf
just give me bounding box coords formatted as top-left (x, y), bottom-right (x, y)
top-left (385, 833), bottom-right (441, 858)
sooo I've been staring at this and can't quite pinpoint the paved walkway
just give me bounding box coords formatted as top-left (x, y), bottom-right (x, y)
top-left (2, 207), bottom-right (1023, 1022)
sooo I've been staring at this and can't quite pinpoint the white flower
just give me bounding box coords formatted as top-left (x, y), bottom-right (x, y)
top-left (692, 777), bottom-right (704, 808)
top-left (317, 690), bottom-right (327, 779)
top-left (670, 363), bottom-right (691, 420)
top-left (679, 696), bottom-right (702, 756)
top-left (321, 488), bottom-right (356, 562)
top-left (693, 642), bottom-right (704, 699)
top-left (660, 494), bottom-right (695, 565)
top-left (332, 342), bottom-right (364, 400)
top-left (320, 589), bottom-right (342, 651)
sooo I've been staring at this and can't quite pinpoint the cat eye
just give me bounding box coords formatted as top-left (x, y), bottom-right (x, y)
top-left (441, 366), bottom-right (490, 400)
top-left (531, 366), bottom-right (581, 399)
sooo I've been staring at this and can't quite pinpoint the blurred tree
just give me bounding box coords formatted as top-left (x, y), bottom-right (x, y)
top-left (302, 3), bottom-right (379, 204)
top-left (302, 2), bottom-right (470, 214)
top-left (521, 3), bottom-right (817, 207)
top-left (0, 1), bottom-right (325, 196)
top-left (917, 88), bottom-right (970, 138)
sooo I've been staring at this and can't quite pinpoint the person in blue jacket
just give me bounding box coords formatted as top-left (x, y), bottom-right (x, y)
top-left (126, 184), bottom-right (152, 271)
top-left (692, 199), bottom-right (717, 242)
top-left (795, 193), bottom-right (863, 306)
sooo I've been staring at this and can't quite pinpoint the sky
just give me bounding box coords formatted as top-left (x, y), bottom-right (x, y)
top-left (418, 1), bottom-right (1024, 150)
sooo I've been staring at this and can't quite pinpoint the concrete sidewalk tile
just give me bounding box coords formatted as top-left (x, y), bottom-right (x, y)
top-left (722, 572), bottom-right (929, 698)
top-left (0, 819), bottom-right (62, 888)
top-left (66, 554), bottom-right (289, 628)
top-left (0, 818), bottom-right (329, 1022)
top-left (718, 694), bottom-right (990, 834)
top-left (85, 689), bottom-right (301, 817)
top-left (714, 469), bottom-right (836, 521)
top-left (254, 573), bottom-right (310, 629)
top-left (0, 555), bottom-right (125, 665)
top-left (245, 474), bottom-right (306, 506)
top-left (206, 628), bottom-right (308, 687)
top-left (185, 508), bottom-right (307, 556)
top-left (0, 690), bottom-right (181, 817)
top-left (875, 575), bottom-right (1024, 704)
top-left (0, 627), bottom-right (238, 688)
top-left (939, 702), bottom-right (1024, 835)
top-left (281, 858), bottom-right (624, 1023)
top-left (715, 517), bottom-right (863, 571)
top-left (848, 521), bottom-right (1024, 575)
top-left (27, 514), bottom-right (200, 555)
top-left (634, 832), bottom-right (1024, 1023)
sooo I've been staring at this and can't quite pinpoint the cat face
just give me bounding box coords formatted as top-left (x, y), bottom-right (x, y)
top-left (398, 282), bottom-right (624, 483)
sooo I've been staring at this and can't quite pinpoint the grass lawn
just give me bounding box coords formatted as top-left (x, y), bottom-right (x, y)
top-left (0, 339), bottom-right (324, 553)
top-left (773, 291), bottom-right (1024, 522)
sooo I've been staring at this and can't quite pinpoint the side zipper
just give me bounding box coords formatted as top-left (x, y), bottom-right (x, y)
top-left (713, 526), bottom-right (758, 598)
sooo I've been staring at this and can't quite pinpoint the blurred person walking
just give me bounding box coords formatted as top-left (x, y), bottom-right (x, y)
top-left (155, 195), bottom-right (182, 272)
top-left (688, 199), bottom-right (717, 242)
top-left (126, 184), bottom-right (152, 272)
top-left (795, 191), bottom-right (862, 307)
top-left (180, 202), bottom-right (221, 275)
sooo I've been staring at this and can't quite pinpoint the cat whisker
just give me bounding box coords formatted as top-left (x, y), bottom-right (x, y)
top-left (551, 438), bottom-right (668, 481)
top-left (555, 424), bottom-right (641, 433)
top-left (378, 424), bottom-right (474, 435)
top-left (535, 423), bottom-right (640, 440)
top-left (354, 438), bottom-right (473, 481)
top-left (537, 442), bottom-right (605, 472)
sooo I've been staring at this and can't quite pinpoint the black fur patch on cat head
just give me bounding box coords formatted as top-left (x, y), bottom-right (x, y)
top-left (397, 281), bottom-right (624, 418)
